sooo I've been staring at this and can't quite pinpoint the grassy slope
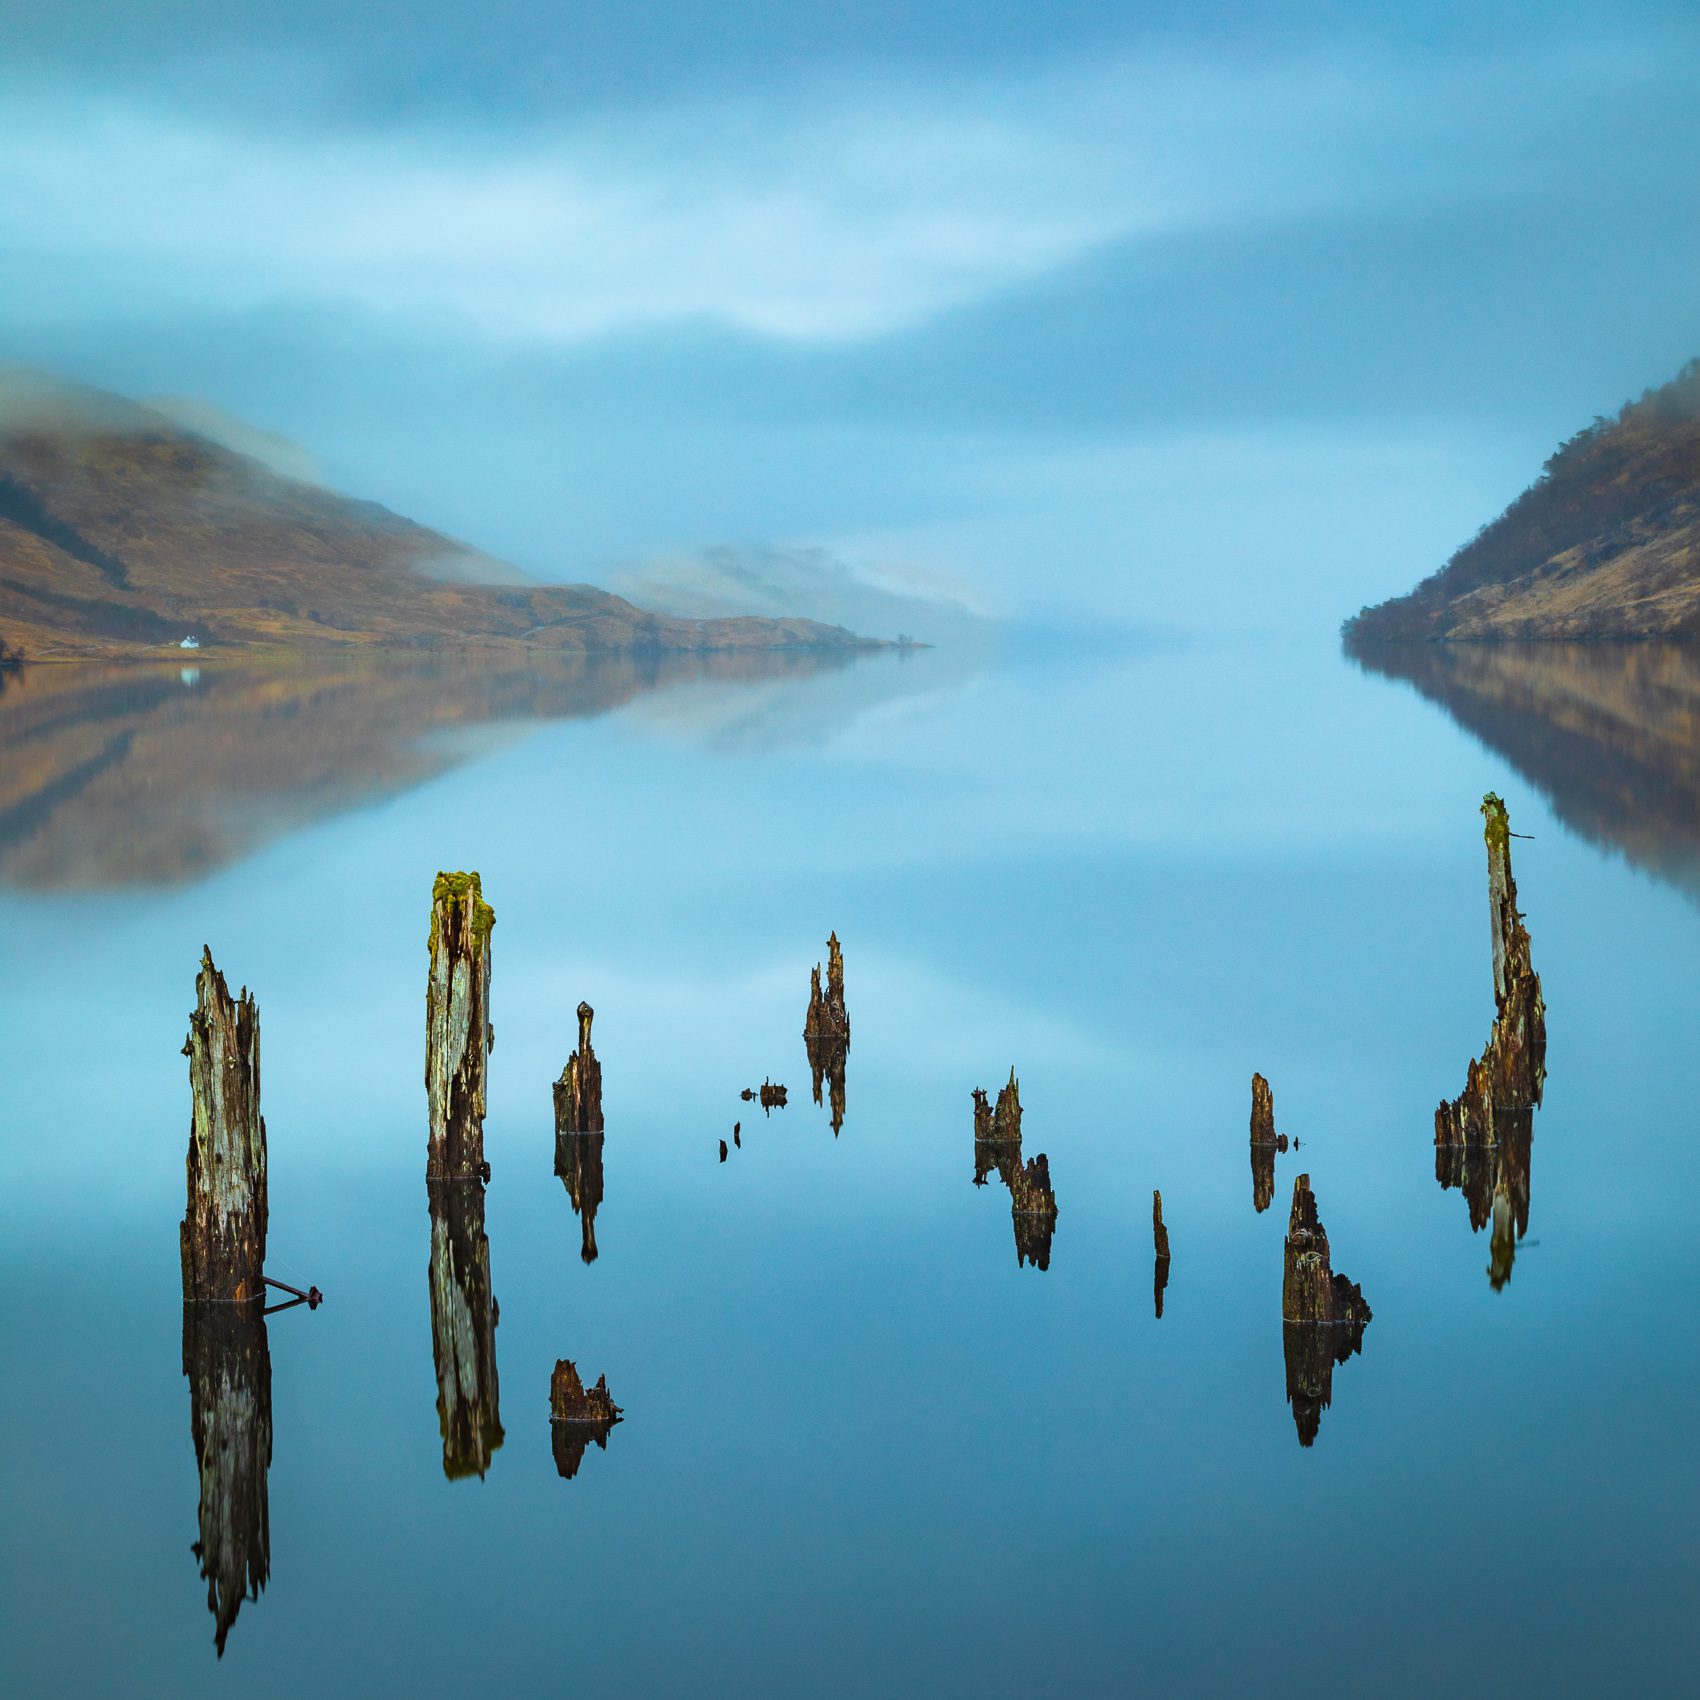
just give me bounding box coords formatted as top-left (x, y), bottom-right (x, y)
top-left (1348, 359), bottom-right (1700, 641)
top-left (0, 377), bottom-right (871, 660)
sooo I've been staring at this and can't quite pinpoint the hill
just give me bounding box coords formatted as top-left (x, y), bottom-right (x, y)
top-left (0, 370), bottom-right (873, 660)
top-left (1347, 359), bottom-right (1700, 642)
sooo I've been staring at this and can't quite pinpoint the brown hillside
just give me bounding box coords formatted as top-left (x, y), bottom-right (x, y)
top-left (0, 371), bottom-right (873, 660)
top-left (1347, 359), bottom-right (1700, 641)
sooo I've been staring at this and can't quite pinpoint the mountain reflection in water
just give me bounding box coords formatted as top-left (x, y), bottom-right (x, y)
top-left (0, 645), bottom-right (902, 889)
top-left (1348, 637), bottom-right (1700, 901)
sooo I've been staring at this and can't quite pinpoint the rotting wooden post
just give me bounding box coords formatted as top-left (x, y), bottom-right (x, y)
top-left (549, 1358), bottom-right (623, 1480)
top-left (1479, 792), bottom-right (1547, 1105)
top-left (803, 931), bottom-right (850, 1045)
top-left (1434, 795), bottom-right (1547, 1284)
top-left (553, 1001), bottom-right (603, 1135)
top-left (183, 1303), bottom-right (272, 1656)
top-left (1250, 1072), bottom-right (1277, 1145)
top-left (1280, 1174), bottom-right (1372, 1447)
top-left (426, 871), bottom-right (494, 1182)
top-left (181, 947), bottom-right (267, 1305)
top-left (991, 1069), bottom-right (1022, 1143)
top-left (1281, 1174), bottom-right (1372, 1329)
top-left (1010, 1151), bottom-right (1058, 1271)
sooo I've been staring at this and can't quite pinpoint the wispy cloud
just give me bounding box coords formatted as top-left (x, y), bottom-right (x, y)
top-left (5, 31), bottom-right (1693, 350)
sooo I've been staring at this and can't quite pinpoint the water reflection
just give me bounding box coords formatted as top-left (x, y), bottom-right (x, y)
top-left (0, 648), bottom-right (881, 889)
top-left (971, 1072), bottom-right (1059, 1270)
top-left (1348, 636), bottom-right (1700, 902)
top-left (182, 1303), bottom-right (271, 1657)
top-left (557, 1131), bottom-right (605, 1264)
top-left (427, 1182), bottom-right (503, 1480)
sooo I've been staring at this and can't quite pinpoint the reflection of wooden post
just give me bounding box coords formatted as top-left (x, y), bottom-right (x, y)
top-left (183, 1303), bottom-right (271, 1656)
top-left (428, 1183), bottom-right (503, 1480)
top-left (181, 948), bottom-right (267, 1304)
top-left (553, 1001), bottom-right (603, 1134)
top-left (426, 872), bottom-right (494, 1181)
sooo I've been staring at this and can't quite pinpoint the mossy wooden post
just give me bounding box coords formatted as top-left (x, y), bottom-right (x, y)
top-left (181, 947), bottom-right (267, 1304)
top-left (183, 1303), bottom-right (272, 1655)
top-left (426, 871), bottom-right (494, 1181)
top-left (553, 1001), bottom-right (603, 1134)
top-left (1479, 792), bottom-right (1547, 1105)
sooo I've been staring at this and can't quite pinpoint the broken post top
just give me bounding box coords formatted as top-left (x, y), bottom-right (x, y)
top-left (1153, 1189), bottom-right (1171, 1262)
top-left (550, 1358), bottom-right (623, 1427)
top-left (1283, 1173), bottom-right (1373, 1330)
top-left (429, 870), bottom-right (495, 943)
top-left (576, 1001), bottom-right (594, 1048)
top-left (804, 930), bottom-right (850, 1045)
top-left (182, 945), bottom-right (268, 1305)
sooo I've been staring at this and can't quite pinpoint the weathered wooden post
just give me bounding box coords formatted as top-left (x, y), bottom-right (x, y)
top-left (1250, 1072), bottom-right (1277, 1145)
top-left (553, 1001), bottom-right (603, 1134)
top-left (1010, 1151), bottom-right (1058, 1270)
top-left (427, 1182), bottom-right (503, 1479)
top-left (426, 871), bottom-right (494, 1182)
top-left (1152, 1190), bottom-right (1172, 1319)
top-left (183, 1303), bottom-right (272, 1655)
top-left (1280, 1174), bottom-right (1372, 1447)
top-left (181, 948), bottom-right (267, 1305)
top-left (549, 1359), bottom-right (623, 1480)
top-left (1434, 794), bottom-right (1547, 1286)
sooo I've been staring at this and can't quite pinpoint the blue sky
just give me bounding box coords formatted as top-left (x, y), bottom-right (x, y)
top-left (4, 1), bottom-right (1698, 632)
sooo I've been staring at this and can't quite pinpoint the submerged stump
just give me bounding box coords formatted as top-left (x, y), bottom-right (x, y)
top-left (554, 1001), bottom-right (603, 1135)
top-left (181, 948), bottom-right (267, 1305)
top-left (426, 871), bottom-right (495, 1182)
top-left (183, 1302), bottom-right (272, 1656)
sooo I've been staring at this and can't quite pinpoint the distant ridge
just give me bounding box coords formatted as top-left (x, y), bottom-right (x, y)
top-left (0, 369), bottom-right (876, 661)
top-left (1347, 358), bottom-right (1700, 643)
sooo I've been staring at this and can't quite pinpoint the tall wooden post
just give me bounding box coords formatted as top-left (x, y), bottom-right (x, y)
top-left (426, 871), bottom-right (494, 1181)
top-left (181, 948), bottom-right (267, 1304)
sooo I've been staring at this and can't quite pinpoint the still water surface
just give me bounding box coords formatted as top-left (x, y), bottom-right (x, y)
top-left (2, 634), bottom-right (1696, 1694)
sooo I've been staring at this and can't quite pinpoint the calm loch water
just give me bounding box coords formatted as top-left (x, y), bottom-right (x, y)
top-left (3, 633), bottom-right (1697, 1694)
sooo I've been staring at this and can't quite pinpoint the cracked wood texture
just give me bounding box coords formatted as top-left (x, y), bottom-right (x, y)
top-left (426, 871), bottom-right (494, 1181)
top-left (181, 947), bottom-right (267, 1304)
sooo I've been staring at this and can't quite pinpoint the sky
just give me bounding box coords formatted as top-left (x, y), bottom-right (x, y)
top-left (3, 0), bottom-right (1699, 633)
